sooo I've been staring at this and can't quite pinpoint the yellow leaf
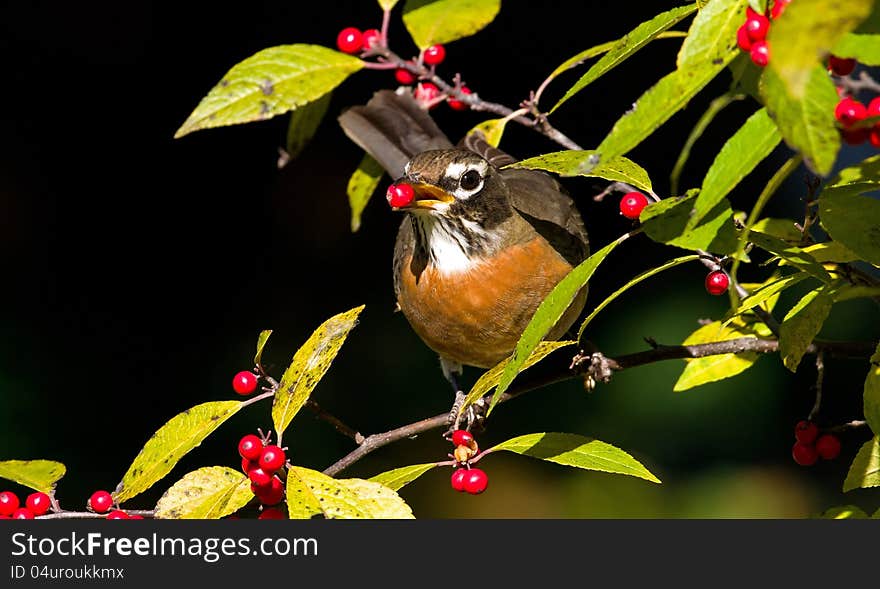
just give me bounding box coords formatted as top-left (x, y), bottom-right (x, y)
top-left (287, 467), bottom-right (414, 519)
top-left (0, 460), bottom-right (66, 494)
top-left (155, 466), bottom-right (253, 519)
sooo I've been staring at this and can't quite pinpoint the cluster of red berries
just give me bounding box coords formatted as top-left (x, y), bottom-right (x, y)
top-left (835, 93), bottom-right (880, 148)
top-left (87, 490), bottom-right (143, 519)
top-left (448, 430), bottom-right (488, 494)
top-left (0, 490), bottom-right (51, 519)
top-left (335, 26), bottom-right (383, 55)
top-left (232, 370), bottom-right (259, 396)
top-left (791, 420), bottom-right (841, 466)
top-left (736, 1), bottom-right (790, 67)
top-left (238, 433), bottom-right (288, 517)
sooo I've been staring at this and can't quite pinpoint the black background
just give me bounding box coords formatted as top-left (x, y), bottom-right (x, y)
top-left (0, 1), bottom-right (878, 518)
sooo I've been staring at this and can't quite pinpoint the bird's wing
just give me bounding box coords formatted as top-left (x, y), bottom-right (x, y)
top-left (457, 131), bottom-right (517, 168)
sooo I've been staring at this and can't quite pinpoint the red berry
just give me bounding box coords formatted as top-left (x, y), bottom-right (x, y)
top-left (258, 445), bottom-right (286, 473)
top-left (241, 457), bottom-right (257, 474)
top-left (25, 492), bottom-right (51, 516)
top-left (828, 56), bottom-right (856, 76)
top-left (835, 98), bottom-right (867, 128)
top-left (259, 507), bottom-right (286, 520)
top-left (842, 128), bottom-right (869, 145)
top-left (89, 490), bottom-right (113, 514)
top-left (619, 191), bottom-right (649, 220)
top-left (0, 491), bottom-right (19, 516)
top-left (414, 82), bottom-right (441, 108)
top-left (106, 510), bottom-right (129, 520)
top-left (770, 0), bottom-right (790, 19)
top-left (750, 40), bottom-right (770, 67)
top-left (447, 86), bottom-right (472, 111)
top-left (451, 430), bottom-right (474, 448)
top-left (130, 515), bottom-right (145, 520)
top-left (394, 67), bottom-right (416, 85)
top-left (816, 434), bottom-right (841, 460)
top-left (386, 183), bottom-right (415, 208)
top-left (252, 476), bottom-right (285, 505)
top-left (792, 441), bottom-right (818, 466)
top-left (705, 270), bottom-right (730, 296)
top-left (463, 468), bottom-right (489, 494)
top-left (736, 25), bottom-right (753, 52)
top-left (744, 14), bottom-right (770, 42)
top-left (336, 27), bottom-right (363, 54)
top-left (238, 434), bottom-right (263, 461)
top-left (867, 97), bottom-right (880, 117)
top-left (12, 508), bottom-right (34, 520)
top-left (232, 371), bottom-right (258, 396)
top-left (794, 420), bottom-right (819, 444)
top-left (451, 468), bottom-right (468, 492)
top-left (248, 467), bottom-right (272, 487)
top-left (423, 44), bottom-right (446, 66)
top-left (869, 126), bottom-right (880, 149)
top-left (362, 28), bottom-right (381, 50)
top-left (0, 516), bottom-right (10, 520)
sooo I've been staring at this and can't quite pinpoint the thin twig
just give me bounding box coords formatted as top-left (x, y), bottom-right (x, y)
top-left (39, 509), bottom-right (155, 520)
top-left (808, 351), bottom-right (824, 422)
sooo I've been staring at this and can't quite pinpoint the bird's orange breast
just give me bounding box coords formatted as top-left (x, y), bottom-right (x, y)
top-left (396, 237), bottom-right (586, 368)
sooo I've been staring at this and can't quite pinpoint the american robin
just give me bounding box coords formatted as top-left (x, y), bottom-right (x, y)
top-left (339, 90), bottom-right (589, 427)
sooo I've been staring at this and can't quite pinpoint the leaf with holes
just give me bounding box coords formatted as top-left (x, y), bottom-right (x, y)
top-left (368, 463), bottom-right (438, 492)
top-left (114, 401), bottom-right (242, 503)
top-left (818, 183), bottom-right (880, 266)
top-left (551, 4), bottom-right (697, 113)
top-left (348, 154), bottom-right (385, 232)
top-left (843, 436), bottom-right (880, 492)
top-left (778, 284), bottom-right (835, 372)
top-left (272, 306), bottom-right (365, 437)
top-left (0, 460), bottom-right (66, 494)
top-left (640, 194), bottom-right (738, 254)
top-left (402, 0), bottom-right (501, 49)
top-left (154, 467), bottom-right (253, 519)
top-left (490, 433), bottom-right (660, 483)
top-left (175, 45), bottom-right (362, 138)
top-left (286, 467), bottom-right (413, 519)
top-left (506, 150), bottom-right (653, 194)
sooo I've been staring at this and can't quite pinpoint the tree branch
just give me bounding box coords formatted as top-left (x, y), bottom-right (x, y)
top-left (322, 337), bottom-right (875, 476)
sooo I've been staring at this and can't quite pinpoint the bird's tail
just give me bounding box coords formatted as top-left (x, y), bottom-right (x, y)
top-left (337, 89), bottom-right (454, 179)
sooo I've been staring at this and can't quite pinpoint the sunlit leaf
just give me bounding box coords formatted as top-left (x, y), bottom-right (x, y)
top-left (843, 436), bottom-right (880, 492)
top-left (778, 284), bottom-right (835, 372)
top-left (254, 330), bottom-right (272, 367)
top-left (821, 505), bottom-right (868, 519)
top-left (677, 0), bottom-right (747, 68)
top-left (0, 460), bottom-right (66, 494)
top-left (640, 194), bottom-right (738, 254)
top-left (827, 153), bottom-right (880, 188)
top-left (864, 344), bottom-right (880, 435)
top-left (402, 0), bottom-right (501, 49)
top-left (490, 432), bottom-right (660, 483)
top-left (468, 118), bottom-right (509, 148)
top-left (378, 0), bottom-right (400, 10)
top-left (506, 150), bottom-right (653, 194)
top-left (175, 45), bottom-right (362, 138)
top-left (819, 182), bottom-right (880, 266)
top-left (114, 401), bottom-right (242, 503)
top-left (287, 467), bottom-right (414, 518)
top-left (831, 33), bottom-right (880, 65)
top-left (747, 231), bottom-right (832, 282)
top-left (348, 154), bottom-right (384, 232)
top-left (368, 463), bottom-right (438, 492)
top-left (751, 218), bottom-right (802, 243)
top-left (673, 317), bottom-right (769, 391)
top-left (154, 466), bottom-right (253, 519)
top-left (273, 306), bottom-right (365, 437)
top-left (734, 272), bottom-right (809, 317)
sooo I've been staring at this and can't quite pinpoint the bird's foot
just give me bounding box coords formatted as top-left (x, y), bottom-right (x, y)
top-left (444, 393), bottom-right (487, 437)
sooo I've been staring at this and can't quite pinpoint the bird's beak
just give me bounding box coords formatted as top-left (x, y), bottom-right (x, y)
top-left (404, 182), bottom-right (455, 210)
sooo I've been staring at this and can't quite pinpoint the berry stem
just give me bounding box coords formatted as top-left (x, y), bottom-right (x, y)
top-left (807, 351), bottom-right (824, 422)
top-left (37, 509), bottom-right (155, 520)
top-left (836, 70), bottom-right (880, 95)
top-left (826, 419), bottom-right (868, 433)
top-left (380, 8), bottom-right (391, 46)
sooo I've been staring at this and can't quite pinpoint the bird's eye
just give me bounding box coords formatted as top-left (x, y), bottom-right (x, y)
top-left (460, 169), bottom-right (482, 191)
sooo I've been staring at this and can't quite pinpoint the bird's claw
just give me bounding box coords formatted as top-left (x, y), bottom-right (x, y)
top-left (444, 393), bottom-right (487, 437)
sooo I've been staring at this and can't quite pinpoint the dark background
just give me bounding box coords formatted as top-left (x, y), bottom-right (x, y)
top-left (1, 1), bottom-right (877, 518)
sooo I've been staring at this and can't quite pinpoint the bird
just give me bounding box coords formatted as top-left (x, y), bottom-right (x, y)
top-left (338, 89), bottom-right (589, 428)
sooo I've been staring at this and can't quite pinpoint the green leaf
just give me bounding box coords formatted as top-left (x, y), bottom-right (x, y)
top-left (490, 432), bottom-right (660, 483)
top-left (114, 401), bottom-right (242, 503)
top-left (747, 0), bottom-right (767, 13)
top-left (489, 236), bottom-right (628, 413)
top-left (254, 330), bottom-right (272, 367)
top-left (831, 34), bottom-right (880, 65)
top-left (272, 306), bottom-right (365, 438)
top-left (864, 344), bottom-right (880, 435)
top-left (595, 58), bottom-right (735, 163)
top-left (734, 272), bottom-right (809, 317)
top-left (673, 318), bottom-right (764, 392)
top-left (767, 0), bottom-right (873, 98)
top-left (402, 0), bottom-right (501, 49)
top-left (578, 255), bottom-right (701, 340)
top-left (843, 436), bottom-right (880, 492)
top-left (819, 183), bottom-right (880, 266)
top-left (154, 467), bottom-right (253, 519)
top-left (506, 150), bottom-right (653, 194)
top-left (760, 65), bottom-right (840, 175)
top-left (834, 285), bottom-right (880, 302)
top-left (284, 92), bottom-right (332, 161)
top-left (347, 154), bottom-right (385, 232)
top-left (467, 118), bottom-right (509, 148)
top-left (677, 0), bottom-right (747, 68)
top-left (747, 231), bottom-right (832, 282)
top-left (821, 505), bottom-right (869, 519)
top-left (368, 463), bottom-right (438, 492)
top-left (460, 341), bottom-right (575, 416)
top-left (286, 467), bottom-right (414, 518)
top-left (827, 153), bottom-right (880, 188)
top-left (751, 218), bottom-right (803, 243)
top-left (0, 460), bottom-right (66, 494)
top-left (690, 108), bottom-right (780, 228)
top-left (551, 4), bottom-right (697, 113)
top-left (640, 194), bottom-right (738, 254)
top-left (778, 284), bottom-right (835, 371)
top-left (378, 0), bottom-right (400, 10)
top-left (175, 45), bottom-right (363, 138)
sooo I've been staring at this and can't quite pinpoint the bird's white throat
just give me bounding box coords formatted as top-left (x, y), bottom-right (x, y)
top-left (414, 214), bottom-right (494, 275)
